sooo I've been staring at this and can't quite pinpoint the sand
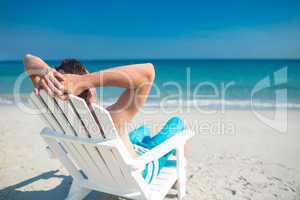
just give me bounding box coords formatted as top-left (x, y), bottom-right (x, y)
top-left (0, 105), bottom-right (299, 200)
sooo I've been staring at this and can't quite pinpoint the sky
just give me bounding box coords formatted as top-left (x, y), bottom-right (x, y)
top-left (0, 0), bottom-right (300, 60)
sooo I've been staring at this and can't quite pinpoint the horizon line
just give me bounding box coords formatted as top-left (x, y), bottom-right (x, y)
top-left (1, 57), bottom-right (300, 62)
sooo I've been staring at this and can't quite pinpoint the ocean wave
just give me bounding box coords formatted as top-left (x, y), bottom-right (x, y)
top-left (143, 99), bottom-right (300, 109)
top-left (1, 94), bottom-right (300, 109)
top-left (0, 97), bottom-right (14, 105)
top-left (100, 99), bottom-right (300, 109)
top-left (0, 94), bottom-right (28, 105)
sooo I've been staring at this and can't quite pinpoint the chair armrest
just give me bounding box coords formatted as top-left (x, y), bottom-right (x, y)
top-left (40, 127), bottom-right (111, 145)
top-left (130, 129), bottom-right (194, 170)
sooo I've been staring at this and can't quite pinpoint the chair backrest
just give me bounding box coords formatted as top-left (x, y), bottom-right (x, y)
top-left (30, 90), bottom-right (145, 195)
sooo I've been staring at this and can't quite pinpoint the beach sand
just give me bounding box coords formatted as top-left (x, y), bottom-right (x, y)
top-left (0, 105), bottom-right (299, 199)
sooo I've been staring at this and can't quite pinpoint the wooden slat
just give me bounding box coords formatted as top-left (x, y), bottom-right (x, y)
top-left (102, 146), bottom-right (128, 186)
top-left (110, 145), bottom-right (140, 191)
top-left (39, 91), bottom-right (74, 134)
top-left (30, 93), bottom-right (63, 132)
top-left (69, 96), bottom-right (127, 187)
top-left (90, 103), bottom-right (135, 188)
top-left (30, 93), bottom-right (85, 173)
top-left (44, 137), bottom-right (83, 181)
top-left (91, 102), bottom-right (139, 190)
top-left (104, 135), bottom-right (140, 190)
top-left (55, 97), bottom-right (115, 186)
top-left (39, 91), bottom-right (93, 177)
top-left (91, 103), bottom-right (118, 139)
top-left (28, 96), bottom-right (49, 128)
top-left (69, 96), bottom-right (104, 137)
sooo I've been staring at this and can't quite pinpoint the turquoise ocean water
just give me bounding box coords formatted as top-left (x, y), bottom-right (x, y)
top-left (0, 59), bottom-right (300, 109)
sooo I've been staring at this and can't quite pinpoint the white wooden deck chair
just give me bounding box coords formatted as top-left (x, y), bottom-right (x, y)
top-left (29, 90), bottom-right (194, 200)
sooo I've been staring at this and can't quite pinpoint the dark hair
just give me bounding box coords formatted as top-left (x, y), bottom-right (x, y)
top-left (56, 59), bottom-right (89, 101)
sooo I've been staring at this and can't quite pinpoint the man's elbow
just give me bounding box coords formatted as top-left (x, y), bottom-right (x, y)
top-left (23, 54), bottom-right (34, 67)
top-left (24, 53), bottom-right (32, 61)
top-left (144, 63), bottom-right (155, 82)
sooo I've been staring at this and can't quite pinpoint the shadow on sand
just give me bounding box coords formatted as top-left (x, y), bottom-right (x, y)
top-left (0, 170), bottom-right (112, 200)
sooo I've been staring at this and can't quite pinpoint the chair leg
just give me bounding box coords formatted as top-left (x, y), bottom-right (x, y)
top-left (176, 145), bottom-right (186, 200)
top-left (66, 181), bottom-right (91, 200)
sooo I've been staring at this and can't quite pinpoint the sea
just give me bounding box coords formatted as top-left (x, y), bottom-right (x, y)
top-left (1, 59), bottom-right (300, 110)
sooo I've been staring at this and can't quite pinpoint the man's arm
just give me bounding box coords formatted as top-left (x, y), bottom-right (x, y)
top-left (63, 63), bottom-right (155, 121)
top-left (103, 64), bottom-right (155, 120)
top-left (24, 54), bottom-right (64, 96)
top-left (63, 63), bottom-right (155, 128)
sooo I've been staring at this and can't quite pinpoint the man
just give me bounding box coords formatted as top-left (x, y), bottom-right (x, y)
top-left (24, 53), bottom-right (155, 157)
top-left (24, 54), bottom-right (185, 183)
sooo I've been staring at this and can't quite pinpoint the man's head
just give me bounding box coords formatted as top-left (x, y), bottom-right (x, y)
top-left (56, 59), bottom-right (96, 104)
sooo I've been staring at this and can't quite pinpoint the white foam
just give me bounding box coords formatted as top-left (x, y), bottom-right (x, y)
top-left (0, 97), bottom-right (13, 105)
top-left (142, 99), bottom-right (300, 109)
top-left (2, 94), bottom-right (300, 109)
